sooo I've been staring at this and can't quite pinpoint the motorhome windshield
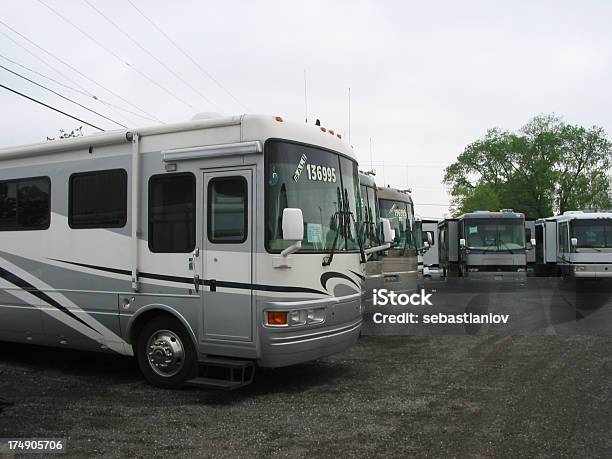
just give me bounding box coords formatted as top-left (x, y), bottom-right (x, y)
top-left (570, 219), bottom-right (612, 248)
top-left (464, 218), bottom-right (525, 251)
top-left (379, 199), bottom-right (416, 251)
top-left (266, 140), bottom-right (361, 252)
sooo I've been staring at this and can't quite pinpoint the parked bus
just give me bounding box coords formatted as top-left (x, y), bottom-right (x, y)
top-left (0, 114), bottom-right (366, 389)
top-left (438, 210), bottom-right (528, 279)
top-left (377, 186), bottom-right (419, 294)
top-left (535, 211), bottom-right (612, 278)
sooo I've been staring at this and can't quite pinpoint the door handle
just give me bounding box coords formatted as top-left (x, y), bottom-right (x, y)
top-left (191, 247), bottom-right (200, 293)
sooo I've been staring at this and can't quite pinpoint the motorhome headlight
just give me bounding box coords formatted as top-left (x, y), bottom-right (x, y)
top-left (516, 268), bottom-right (526, 272)
top-left (574, 265), bottom-right (586, 272)
top-left (289, 310), bottom-right (306, 326)
top-left (467, 268), bottom-right (479, 272)
top-left (266, 308), bottom-right (325, 327)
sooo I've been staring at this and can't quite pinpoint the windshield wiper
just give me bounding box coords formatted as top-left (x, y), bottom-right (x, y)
top-left (322, 188), bottom-right (366, 266)
top-left (322, 188), bottom-right (343, 266)
top-left (498, 240), bottom-right (517, 254)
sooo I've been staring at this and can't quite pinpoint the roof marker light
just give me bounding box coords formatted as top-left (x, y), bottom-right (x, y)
top-left (275, 116), bottom-right (284, 122)
top-left (337, 133), bottom-right (342, 139)
top-left (320, 127), bottom-right (327, 133)
top-left (329, 130), bottom-right (335, 135)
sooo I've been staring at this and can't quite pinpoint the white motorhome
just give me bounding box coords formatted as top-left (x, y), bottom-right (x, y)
top-left (535, 211), bottom-right (612, 278)
top-left (0, 114), bottom-right (366, 389)
top-left (421, 219), bottom-right (439, 276)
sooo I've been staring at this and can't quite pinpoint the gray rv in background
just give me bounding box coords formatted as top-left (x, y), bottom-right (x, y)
top-left (377, 186), bottom-right (419, 294)
top-left (438, 210), bottom-right (528, 279)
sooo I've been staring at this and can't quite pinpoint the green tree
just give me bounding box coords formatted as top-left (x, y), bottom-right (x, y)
top-left (451, 183), bottom-right (501, 216)
top-left (444, 114), bottom-right (612, 218)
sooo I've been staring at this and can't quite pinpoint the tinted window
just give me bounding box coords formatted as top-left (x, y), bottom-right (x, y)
top-left (69, 169), bottom-right (127, 228)
top-left (208, 177), bottom-right (247, 243)
top-left (149, 173), bottom-right (195, 253)
top-left (0, 177), bottom-right (50, 231)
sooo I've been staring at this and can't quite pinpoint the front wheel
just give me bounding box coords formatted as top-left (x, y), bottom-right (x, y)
top-left (135, 315), bottom-right (197, 388)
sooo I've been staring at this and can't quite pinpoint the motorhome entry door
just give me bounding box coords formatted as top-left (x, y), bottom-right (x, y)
top-left (202, 169), bottom-right (253, 342)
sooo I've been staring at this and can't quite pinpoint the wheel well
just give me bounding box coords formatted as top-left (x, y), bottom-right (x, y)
top-left (129, 309), bottom-right (178, 348)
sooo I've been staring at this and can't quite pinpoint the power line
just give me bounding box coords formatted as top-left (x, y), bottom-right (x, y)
top-left (0, 83), bottom-right (103, 131)
top-left (0, 53), bottom-right (158, 126)
top-left (83, 0), bottom-right (219, 111)
top-left (0, 19), bottom-right (163, 123)
top-left (36, 0), bottom-right (194, 111)
top-left (0, 63), bottom-right (127, 128)
top-left (126, 0), bottom-right (250, 112)
top-left (0, 33), bottom-right (140, 126)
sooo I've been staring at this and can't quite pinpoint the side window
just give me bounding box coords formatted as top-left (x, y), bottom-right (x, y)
top-left (69, 169), bottom-right (127, 228)
top-left (149, 173), bottom-right (195, 253)
top-left (208, 176), bottom-right (247, 244)
top-left (0, 176), bottom-right (50, 231)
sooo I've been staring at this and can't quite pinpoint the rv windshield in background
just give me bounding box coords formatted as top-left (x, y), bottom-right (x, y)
top-left (571, 219), bottom-right (612, 249)
top-left (464, 218), bottom-right (525, 251)
top-left (378, 199), bottom-right (416, 253)
top-left (265, 140), bottom-right (361, 252)
top-left (359, 184), bottom-right (380, 250)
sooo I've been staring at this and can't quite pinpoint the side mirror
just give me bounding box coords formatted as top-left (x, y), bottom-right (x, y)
top-left (282, 208), bottom-right (303, 241)
top-left (459, 238), bottom-right (466, 248)
top-left (530, 238), bottom-right (536, 247)
top-left (424, 241), bottom-right (430, 249)
top-left (570, 237), bottom-right (578, 247)
top-left (427, 232), bottom-right (433, 245)
top-left (381, 219), bottom-right (393, 244)
top-left (277, 208), bottom-right (303, 262)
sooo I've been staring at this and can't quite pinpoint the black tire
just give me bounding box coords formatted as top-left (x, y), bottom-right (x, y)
top-left (135, 315), bottom-right (197, 389)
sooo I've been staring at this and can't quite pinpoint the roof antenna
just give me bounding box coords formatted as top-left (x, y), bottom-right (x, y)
top-left (315, 119), bottom-right (321, 126)
top-left (303, 69), bottom-right (308, 124)
top-left (348, 87), bottom-right (351, 145)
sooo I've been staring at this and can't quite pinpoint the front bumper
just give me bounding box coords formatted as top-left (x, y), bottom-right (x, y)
top-left (258, 295), bottom-right (362, 368)
top-left (572, 264), bottom-right (612, 279)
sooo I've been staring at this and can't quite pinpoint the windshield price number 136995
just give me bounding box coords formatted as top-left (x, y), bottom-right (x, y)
top-left (306, 164), bottom-right (337, 183)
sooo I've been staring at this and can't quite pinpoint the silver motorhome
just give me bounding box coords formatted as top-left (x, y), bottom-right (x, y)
top-left (0, 114), bottom-right (365, 388)
top-left (438, 210), bottom-right (527, 279)
top-left (535, 211), bottom-right (612, 278)
top-left (377, 186), bottom-right (418, 294)
top-left (358, 172), bottom-right (392, 314)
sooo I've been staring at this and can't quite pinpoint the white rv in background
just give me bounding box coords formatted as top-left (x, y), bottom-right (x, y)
top-left (420, 219), bottom-right (439, 277)
top-left (0, 114), bottom-right (366, 389)
top-left (525, 219), bottom-right (536, 268)
top-left (535, 211), bottom-right (612, 278)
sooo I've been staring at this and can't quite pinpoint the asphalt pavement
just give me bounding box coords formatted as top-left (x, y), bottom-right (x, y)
top-left (1, 277), bottom-right (611, 457)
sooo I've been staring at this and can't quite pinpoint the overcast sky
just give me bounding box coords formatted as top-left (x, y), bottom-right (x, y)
top-left (1, 0), bottom-right (612, 218)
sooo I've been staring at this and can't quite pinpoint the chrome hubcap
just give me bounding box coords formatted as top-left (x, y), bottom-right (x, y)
top-left (146, 330), bottom-right (185, 377)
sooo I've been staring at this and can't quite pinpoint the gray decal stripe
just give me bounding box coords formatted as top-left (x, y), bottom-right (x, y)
top-left (0, 266), bottom-right (99, 334)
top-left (50, 259), bottom-right (327, 295)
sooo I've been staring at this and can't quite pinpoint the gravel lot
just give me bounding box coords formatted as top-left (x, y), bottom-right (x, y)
top-left (1, 279), bottom-right (612, 457)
